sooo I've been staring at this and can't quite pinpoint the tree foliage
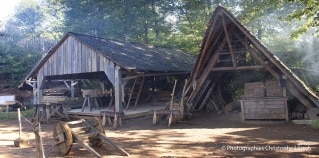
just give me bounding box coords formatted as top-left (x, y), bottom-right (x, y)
top-left (0, 41), bottom-right (42, 87)
top-left (1, 0), bottom-right (319, 87)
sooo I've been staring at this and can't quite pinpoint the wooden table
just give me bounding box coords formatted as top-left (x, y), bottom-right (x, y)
top-left (81, 89), bottom-right (104, 112)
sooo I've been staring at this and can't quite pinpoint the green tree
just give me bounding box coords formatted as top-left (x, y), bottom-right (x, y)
top-left (286, 0), bottom-right (319, 38)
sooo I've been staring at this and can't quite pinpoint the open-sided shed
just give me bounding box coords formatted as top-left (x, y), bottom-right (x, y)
top-left (184, 6), bottom-right (319, 117)
top-left (19, 32), bottom-right (195, 116)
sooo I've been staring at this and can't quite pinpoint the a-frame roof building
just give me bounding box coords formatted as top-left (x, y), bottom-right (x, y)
top-left (184, 6), bottom-right (319, 110)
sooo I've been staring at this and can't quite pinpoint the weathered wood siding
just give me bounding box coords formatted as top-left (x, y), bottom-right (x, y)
top-left (38, 36), bottom-right (116, 85)
top-left (240, 99), bottom-right (288, 121)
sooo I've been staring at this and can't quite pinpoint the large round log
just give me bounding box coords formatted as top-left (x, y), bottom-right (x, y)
top-left (53, 122), bottom-right (73, 155)
top-left (225, 100), bottom-right (241, 112)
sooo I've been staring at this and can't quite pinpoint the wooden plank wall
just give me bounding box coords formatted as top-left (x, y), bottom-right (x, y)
top-left (36, 36), bottom-right (117, 104)
top-left (38, 36), bottom-right (116, 85)
top-left (240, 99), bottom-right (288, 121)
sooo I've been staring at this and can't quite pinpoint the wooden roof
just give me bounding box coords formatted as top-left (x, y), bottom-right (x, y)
top-left (185, 6), bottom-right (319, 109)
top-left (69, 32), bottom-right (195, 72)
top-left (19, 32), bottom-right (195, 89)
top-left (31, 32), bottom-right (194, 75)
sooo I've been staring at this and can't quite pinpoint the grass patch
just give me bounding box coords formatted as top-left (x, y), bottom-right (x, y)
top-left (312, 119), bottom-right (319, 128)
top-left (0, 109), bottom-right (34, 121)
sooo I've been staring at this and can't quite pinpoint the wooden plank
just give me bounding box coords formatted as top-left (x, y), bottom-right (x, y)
top-left (190, 11), bottom-right (222, 83)
top-left (0, 95), bottom-right (15, 105)
top-left (126, 78), bottom-right (138, 110)
top-left (244, 82), bottom-right (265, 98)
top-left (187, 26), bottom-right (235, 104)
top-left (240, 98), bottom-right (288, 121)
top-left (222, 15), bottom-right (236, 67)
top-left (265, 80), bottom-right (283, 97)
top-left (211, 65), bottom-right (265, 71)
top-left (97, 133), bottom-right (129, 156)
top-left (291, 120), bottom-right (313, 125)
top-left (72, 131), bottom-right (102, 158)
top-left (198, 83), bottom-right (214, 110)
top-left (191, 80), bottom-right (210, 110)
top-left (286, 81), bottom-right (313, 108)
top-left (134, 77), bottom-right (145, 110)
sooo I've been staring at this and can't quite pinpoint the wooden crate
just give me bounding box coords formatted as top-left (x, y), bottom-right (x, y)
top-left (240, 98), bottom-right (288, 121)
top-left (244, 82), bottom-right (265, 98)
top-left (265, 80), bottom-right (283, 97)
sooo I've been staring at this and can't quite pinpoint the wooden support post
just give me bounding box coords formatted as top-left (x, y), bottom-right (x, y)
top-left (114, 66), bottom-right (122, 128)
top-left (34, 120), bottom-right (45, 158)
top-left (34, 122), bottom-right (41, 158)
top-left (26, 80), bottom-right (37, 105)
top-left (170, 80), bottom-right (178, 110)
top-left (18, 108), bottom-right (22, 140)
top-left (14, 108), bottom-right (27, 148)
top-left (222, 14), bottom-right (236, 67)
top-left (45, 104), bottom-right (50, 124)
top-left (114, 66), bottom-right (123, 113)
top-left (71, 80), bottom-right (75, 98)
top-left (179, 79), bottom-right (188, 120)
top-left (6, 104), bottom-right (8, 118)
top-left (32, 83), bottom-right (37, 105)
top-left (102, 113), bottom-right (106, 126)
top-left (153, 110), bottom-right (157, 125)
top-left (37, 75), bottom-right (45, 105)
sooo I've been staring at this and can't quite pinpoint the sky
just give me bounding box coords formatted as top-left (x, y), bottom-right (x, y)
top-left (0, 0), bottom-right (21, 22)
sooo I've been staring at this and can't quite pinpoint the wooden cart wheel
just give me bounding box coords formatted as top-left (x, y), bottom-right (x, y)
top-left (84, 117), bottom-right (105, 134)
top-left (53, 122), bottom-right (73, 155)
top-left (84, 118), bottom-right (105, 147)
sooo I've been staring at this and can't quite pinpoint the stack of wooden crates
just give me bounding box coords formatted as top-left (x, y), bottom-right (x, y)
top-left (240, 81), bottom-right (289, 122)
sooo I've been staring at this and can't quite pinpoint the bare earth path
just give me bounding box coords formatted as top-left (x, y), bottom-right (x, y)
top-left (0, 111), bottom-right (319, 157)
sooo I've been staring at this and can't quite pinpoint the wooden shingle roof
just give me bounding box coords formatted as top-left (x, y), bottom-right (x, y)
top-left (19, 32), bottom-right (195, 89)
top-left (70, 32), bottom-right (195, 72)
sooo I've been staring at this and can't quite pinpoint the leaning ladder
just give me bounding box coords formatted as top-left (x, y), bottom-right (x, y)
top-left (125, 76), bottom-right (145, 110)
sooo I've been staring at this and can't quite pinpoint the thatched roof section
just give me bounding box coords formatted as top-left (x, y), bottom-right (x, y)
top-left (185, 6), bottom-right (319, 109)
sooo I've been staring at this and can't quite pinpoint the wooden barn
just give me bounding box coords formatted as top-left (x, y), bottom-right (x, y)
top-left (19, 32), bottom-right (195, 125)
top-left (183, 6), bottom-right (319, 121)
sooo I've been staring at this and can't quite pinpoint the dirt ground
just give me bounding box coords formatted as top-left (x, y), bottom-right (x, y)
top-left (0, 111), bottom-right (319, 158)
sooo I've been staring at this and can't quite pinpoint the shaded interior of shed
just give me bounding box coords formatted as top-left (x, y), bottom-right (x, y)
top-left (40, 70), bottom-right (188, 110)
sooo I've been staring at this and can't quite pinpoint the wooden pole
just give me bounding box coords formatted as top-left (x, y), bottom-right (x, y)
top-left (38, 123), bottom-right (45, 158)
top-left (114, 66), bottom-right (123, 113)
top-left (14, 108), bottom-right (23, 147)
top-left (6, 104), bottom-right (8, 118)
top-left (34, 120), bottom-right (45, 158)
top-left (71, 80), bottom-right (75, 98)
top-left (18, 108), bottom-right (22, 141)
top-left (34, 120), bottom-right (41, 158)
